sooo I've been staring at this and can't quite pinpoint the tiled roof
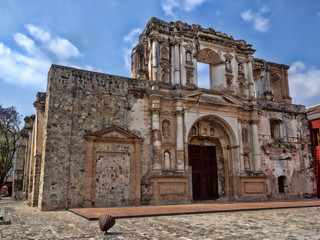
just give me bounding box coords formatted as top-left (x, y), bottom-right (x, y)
top-left (306, 104), bottom-right (320, 115)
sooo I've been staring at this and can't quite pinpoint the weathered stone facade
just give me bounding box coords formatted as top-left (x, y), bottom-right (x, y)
top-left (14, 17), bottom-right (313, 210)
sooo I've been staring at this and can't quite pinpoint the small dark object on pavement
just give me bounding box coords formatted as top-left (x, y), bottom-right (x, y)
top-left (99, 213), bottom-right (116, 233)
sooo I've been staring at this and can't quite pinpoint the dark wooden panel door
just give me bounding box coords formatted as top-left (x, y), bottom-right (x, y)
top-left (189, 145), bottom-right (218, 200)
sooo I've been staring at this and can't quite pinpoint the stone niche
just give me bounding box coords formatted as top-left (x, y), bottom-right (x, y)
top-left (84, 126), bottom-right (143, 207)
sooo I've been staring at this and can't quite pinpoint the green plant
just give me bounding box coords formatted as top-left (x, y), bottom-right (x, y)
top-left (0, 216), bottom-right (6, 221)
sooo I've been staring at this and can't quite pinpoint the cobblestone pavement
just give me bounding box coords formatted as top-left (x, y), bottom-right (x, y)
top-left (0, 199), bottom-right (320, 239)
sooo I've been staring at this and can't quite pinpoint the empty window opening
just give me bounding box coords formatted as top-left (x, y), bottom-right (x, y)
top-left (312, 128), bottom-right (319, 146)
top-left (197, 62), bottom-right (210, 89)
top-left (278, 176), bottom-right (287, 193)
top-left (270, 120), bottom-right (281, 139)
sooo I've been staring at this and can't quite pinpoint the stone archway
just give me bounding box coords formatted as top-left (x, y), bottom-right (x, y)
top-left (187, 115), bottom-right (237, 201)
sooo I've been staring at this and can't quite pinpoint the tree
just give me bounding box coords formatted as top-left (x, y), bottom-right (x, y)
top-left (0, 105), bottom-right (21, 188)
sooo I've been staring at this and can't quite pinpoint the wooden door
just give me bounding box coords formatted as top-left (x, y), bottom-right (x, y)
top-left (189, 145), bottom-right (218, 200)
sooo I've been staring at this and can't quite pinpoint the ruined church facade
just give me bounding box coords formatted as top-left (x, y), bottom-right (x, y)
top-left (13, 18), bottom-right (312, 210)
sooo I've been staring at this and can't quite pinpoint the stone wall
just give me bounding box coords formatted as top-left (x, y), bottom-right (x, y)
top-left (38, 65), bottom-right (149, 210)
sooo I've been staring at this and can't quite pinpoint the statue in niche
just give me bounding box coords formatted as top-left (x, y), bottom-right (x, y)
top-left (201, 127), bottom-right (207, 136)
top-left (238, 63), bottom-right (244, 75)
top-left (244, 154), bottom-right (251, 171)
top-left (162, 120), bottom-right (170, 138)
top-left (242, 129), bottom-right (248, 142)
top-left (195, 38), bottom-right (200, 54)
top-left (210, 128), bottom-right (215, 136)
top-left (191, 126), bottom-right (197, 136)
top-left (164, 151), bottom-right (171, 170)
top-left (225, 59), bottom-right (231, 71)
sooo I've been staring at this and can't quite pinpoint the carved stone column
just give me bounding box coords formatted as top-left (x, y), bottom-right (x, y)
top-left (152, 99), bottom-right (162, 171)
top-left (247, 58), bottom-right (255, 98)
top-left (152, 36), bottom-right (159, 81)
top-left (175, 100), bottom-right (184, 171)
top-left (238, 121), bottom-right (244, 173)
top-left (251, 119), bottom-right (261, 172)
top-left (174, 42), bottom-right (181, 85)
top-left (180, 43), bottom-right (186, 85)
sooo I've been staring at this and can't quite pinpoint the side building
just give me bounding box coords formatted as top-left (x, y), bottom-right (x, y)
top-left (306, 104), bottom-right (320, 198)
top-left (13, 17), bottom-right (313, 210)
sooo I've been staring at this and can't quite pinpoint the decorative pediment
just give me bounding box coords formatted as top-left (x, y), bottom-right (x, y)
top-left (85, 126), bottom-right (142, 141)
top-left (182, 90), bottom-right (243, 106)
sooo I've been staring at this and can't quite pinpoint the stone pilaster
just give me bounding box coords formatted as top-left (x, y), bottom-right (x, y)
top-left (175, 100), bottom-right (185, 171)
top-left (238, 121), bottom-right (244, 173)
top-left (247, 58), bottom-right (255, 98)
top-left (174, 42), bottom-right (181, 85)
top-left (152, 36), bottom-right (160, 81)
top-left (30, 94), bottom-right (46, 207)
top-left (13, 129), bottom-right (28, 200)
top-left (250, 119), bottom-right (261, 173)
top-left (152, 99), bottom-right (162, 171)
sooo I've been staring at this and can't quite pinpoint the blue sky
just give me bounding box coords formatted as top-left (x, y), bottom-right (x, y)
top-left (0, 0), bottom-right (320, 121)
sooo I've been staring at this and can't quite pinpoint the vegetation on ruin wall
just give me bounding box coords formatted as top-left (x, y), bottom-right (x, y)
top-left (0, 105), bottom-right (20, 188)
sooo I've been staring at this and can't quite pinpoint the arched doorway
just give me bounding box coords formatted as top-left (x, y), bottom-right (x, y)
top-left (188, 115), bottom-right (236, 201)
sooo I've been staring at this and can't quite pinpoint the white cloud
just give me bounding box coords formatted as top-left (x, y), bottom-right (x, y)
top-left (47, 37), bottom-right (81, 60)
top-left (124, 28), bottom-right (142, 46)
top-left (123, 28), bottom-right (142, 70)
top-left (0, 24), bottom-right (94, 90)
top-left (162, 0), bottom-right (205, 17)
top-left (241, 6), bottom-right (270, 32)
top-left (289, 61), bottom-right (320, 107)
top-left (13, 33), bottom-right (42, 56)
top-left (0, 42), bottom-right (50, 89)
top-left (26, 24), bottom-right (50, 42)
top-left (318, 11), bottom-right (320, 17)
top-left (26, 24), bottom-right (81, 60)
top-left (184, 0), bottom-right (206, 11)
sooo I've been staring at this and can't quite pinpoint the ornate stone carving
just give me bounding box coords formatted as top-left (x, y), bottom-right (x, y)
top-left (183, 42), bottom-right (194, 51)
top-left (237, 75), bottom-right (246, 88)
top-left (161, 45), bottom-right (169, 60)
top-left (161, 61), bottom-right (170, 83)
top-left (197, 48), bottom-right (222, 65)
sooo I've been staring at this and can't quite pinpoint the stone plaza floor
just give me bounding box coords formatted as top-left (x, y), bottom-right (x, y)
top-left (0, 199), bottom-right (320, 239)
